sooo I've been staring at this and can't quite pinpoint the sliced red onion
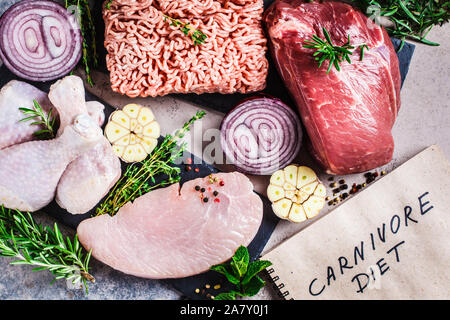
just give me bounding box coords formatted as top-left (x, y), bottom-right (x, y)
top-left (0, 0), bottom-right (82, 82)
top-left (220, 96), bottom-right (303, 175)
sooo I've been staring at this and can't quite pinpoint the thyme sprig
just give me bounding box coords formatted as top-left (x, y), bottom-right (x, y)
top-left (0, 206), bottom-right (94, 294)
top-left (352, 0), bottom-right (449, 49)
top-left (163, 14), bottom-right (208, 45)
top-left (303, 28), bottom-right (370, 73)
top-left (19, 100), bottom-right (57, 140)
top-left (96, 111), bottom-right (206, 217)
top-left (65, 0), bottom-right (98, 86)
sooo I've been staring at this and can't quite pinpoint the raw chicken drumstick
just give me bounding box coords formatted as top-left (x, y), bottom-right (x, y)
top-left (0, 114), bottom-right (102, 212)
top-left (48, 76), bottom-right (121, 215)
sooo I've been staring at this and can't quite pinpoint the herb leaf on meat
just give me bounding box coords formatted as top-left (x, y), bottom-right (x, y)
top-left (0, 206), bottom-right (94, 294)
top-left (210, 246), bottom-right (272, 300)
top-left (19, 100), bottom-right (57, 140)
top-left (96, 111), bottom-right (206, 217)
top-left (303, 28), bottom-right (369, 73)
top-left (352, 0), bottom-right (449, 48)
top-left (163, 14), bottom-right (208, 45)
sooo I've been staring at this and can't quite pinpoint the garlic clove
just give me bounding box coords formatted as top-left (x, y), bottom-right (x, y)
top-left (139, 136), bottom-right (158, 154)
top-left (122, 144), bottom-right (147, 163)
top-left (303, 195), bottom-right (325, 219)
top-left (123, 104), bottom-right (141, 119)
top-left (267, 185), bottom-right (285, 202)
top-left (110, 110), bottom-right (131, 130)
top-left (289, 203), bottom-right (307, 223)
top-left (105, 122), bottom-right (129, 143)
top-left (143, 121), bottom-right (161, 139)
top-left (112, 145), bottom-right (125, 158)
top-left (297, 166), bottom-right (318, 189)
top-left (270, 170), bottom-right (285, 187)
top-left (137, 107), bottom-right (155, 126)
top-left (284, 165), bottom-right (298, 186)
top-left (300, 181), bottom-right (319, 195)
top-left (272, 199), bottom-right (292, 219)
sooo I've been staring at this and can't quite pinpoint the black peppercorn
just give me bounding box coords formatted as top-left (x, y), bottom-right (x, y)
top-left (195, 186), bottom-right (201, 191)
top-left (200, 188), bottom-right (206, 193)
top-left (213, 191), bottom-right (219, 197)
top-left (340, 184), bottom-right (348, 190)
top-left (203, 197), bottom-right (209, 203)
top-left (364, 172), bottom-right (373, 178)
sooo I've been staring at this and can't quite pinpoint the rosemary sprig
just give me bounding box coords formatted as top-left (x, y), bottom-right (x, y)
top-left (303, 28), bottom-right (370, 73)
top-left (359, 44), bottom-right (370, 60)
top-left (304, 28), bottom-right (354, 73)
top-left (19, 100), bottom-right (57, 140)
top-left (352, 0), bottom-right (449, 48)
top-left (96, 111), bottom-right (206, 217)
top-left (65, 0), bottom-right (98, 86)
top-left (163, 14), bottom-right (208, 45)
top-left (105, 0), bottom-right (113, 10)
top-left (0, 206), bottom-right (94, 294)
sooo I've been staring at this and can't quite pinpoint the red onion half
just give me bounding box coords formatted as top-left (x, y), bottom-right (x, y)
top-left (220, 96), bottom-right (303, 175)
top-left (0, 0), bottom-right (82, 82)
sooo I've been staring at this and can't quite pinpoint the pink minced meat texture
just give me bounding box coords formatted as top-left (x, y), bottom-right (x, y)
top-left (77, 172), bottom-right (263, 279)
top-left (103, 0), bottom-right (269, 98)
top-left (265, 0), bottom-right (401, 175)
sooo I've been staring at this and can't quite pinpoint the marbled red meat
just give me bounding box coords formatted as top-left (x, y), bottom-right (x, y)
top-left (264, 0), bottom-right (401, 175)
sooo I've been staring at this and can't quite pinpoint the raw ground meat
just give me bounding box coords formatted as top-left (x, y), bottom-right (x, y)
top-left (103, 0), bottom-right (269, 97)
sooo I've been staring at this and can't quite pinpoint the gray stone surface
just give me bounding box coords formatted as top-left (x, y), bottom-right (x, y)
top-left (0, 0), bottom-right (448, 300)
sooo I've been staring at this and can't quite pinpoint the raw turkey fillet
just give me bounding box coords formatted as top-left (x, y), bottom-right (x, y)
top-left (0, 81), bottom-right (52, 150)
top-left (49, 76), bottom-right (121, 215)
top-left (77, 172), bottom-right (263, 279)
top-left (0, 115), bottom-right (102, 212)
top-left (264, 0), bottom-right (401, 175)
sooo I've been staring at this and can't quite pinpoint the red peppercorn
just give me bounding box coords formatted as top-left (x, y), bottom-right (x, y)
top-left (195, 168), bottom-right (200, 173)
top-left (219, 180), bottom-right (225, 186)
top-left (185, 166), bottom-right (192, 172)
top-left (186, 158), bottom-right (193, 165)
top-left (214, 198), bottom-right (220, 203)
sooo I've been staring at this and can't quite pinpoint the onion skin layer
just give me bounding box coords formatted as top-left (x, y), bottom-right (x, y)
top-left (0, 0), bottom-right (82, 82)
top-left (220, 95), bottom-right (303, 176)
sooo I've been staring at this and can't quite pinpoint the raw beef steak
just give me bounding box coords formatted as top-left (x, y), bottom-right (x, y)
top-left (264, 0), bottom-right (401, 175)
top-left (77, 172), bottom-right (263, 279)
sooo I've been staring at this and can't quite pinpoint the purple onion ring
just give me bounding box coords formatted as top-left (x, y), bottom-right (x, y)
top-left (0, 0), bottom-right (82, 82)
top-left (220, 96), bottom-right (303, 175)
